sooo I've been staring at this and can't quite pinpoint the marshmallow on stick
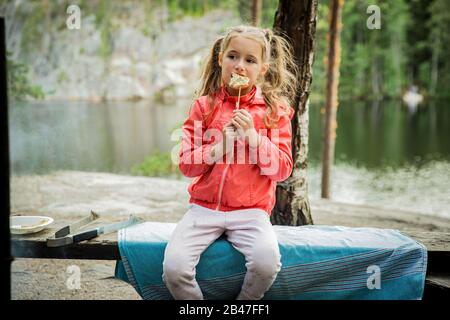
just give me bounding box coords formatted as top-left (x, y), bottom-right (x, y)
top-left (229, 73), bottom-right (249, 109)
top-left (229, 73), bottom-right (250, 88)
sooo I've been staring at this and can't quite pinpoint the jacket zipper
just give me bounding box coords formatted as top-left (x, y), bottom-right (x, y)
top-left (216, 163), bottom-right (230, 211)
top-left (216, 99), bottom-right (241, 211)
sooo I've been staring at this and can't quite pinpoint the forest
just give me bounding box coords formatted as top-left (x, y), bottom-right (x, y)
top-left (114, 0), bottom-right (450, 100)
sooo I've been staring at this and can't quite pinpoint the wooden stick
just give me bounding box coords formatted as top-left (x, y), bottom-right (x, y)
top-left (236, 86), bottom-right (241, 109)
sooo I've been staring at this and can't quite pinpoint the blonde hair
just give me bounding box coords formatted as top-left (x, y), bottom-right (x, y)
top-left (196, 25), bottom-right (299, 128)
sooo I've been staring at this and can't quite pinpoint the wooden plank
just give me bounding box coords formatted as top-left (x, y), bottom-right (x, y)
top-left (424, 273), bottom-right (450, 299)
top-left (426, 273), bottom-right (450, 289)
top-left (11, 229), bottom-right (450, 262)
top-left (400, 230), bottom-right (450, 252)
top-left (11, 238), bottom-right (120, 260)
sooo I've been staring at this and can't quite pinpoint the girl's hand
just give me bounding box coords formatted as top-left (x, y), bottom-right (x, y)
top-left (210, 122), bottom-right (237, 161)
top-left (232, 109), bottom-right (254, 131)
top-left (231, 109), bottom-right (260, 148)
top-left (222, 122), bottom-right (238, 154)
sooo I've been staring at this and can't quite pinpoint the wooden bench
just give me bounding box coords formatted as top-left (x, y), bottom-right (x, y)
top-left (11, 219), bottom-right (450, 299)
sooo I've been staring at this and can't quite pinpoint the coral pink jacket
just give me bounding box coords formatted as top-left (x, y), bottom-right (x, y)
top-left (179, 85), bottom-right (294, 215)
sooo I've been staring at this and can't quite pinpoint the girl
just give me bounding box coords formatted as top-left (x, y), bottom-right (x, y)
top-left (163, 25), bottom-right (299, 300)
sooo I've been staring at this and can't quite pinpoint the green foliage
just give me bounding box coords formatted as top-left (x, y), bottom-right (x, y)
top-left (310, 1), bottom-right (329, 101)
top-left (427, 0), bottom-right (450, 96)
top-left (315, 0), bottom-right (412, 100)
top-left (96, 0), bottom-right (113, 58)
top-left (20, 1), bottom-right (45, 54)
top-left (163, 0), bottom-right (237, 20)
top-left (131, 151), bottom-right (180, 178)
top-left (57, 71), bottom-right (68, 84)
top-left (18, 0), bottom-right (66, 54)
top-left (260, 0), bottom-right (279, 28)
top-left (7, 52), bottom-right (45, 100)
top-left (131, 121), bottom-right (184, 177)
top-left (235, 0), bottom-right (278, 28)
top-left (309, 0), bottom-right (450, 100)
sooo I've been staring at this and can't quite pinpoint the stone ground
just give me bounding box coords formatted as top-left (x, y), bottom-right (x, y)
top-left (10, 171), bottom-right (450, 300)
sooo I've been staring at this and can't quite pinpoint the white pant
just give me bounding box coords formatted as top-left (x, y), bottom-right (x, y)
top-left (162, 204), bottom-right (281, 300)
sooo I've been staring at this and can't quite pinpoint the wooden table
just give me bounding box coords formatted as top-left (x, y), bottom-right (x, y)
top-left (11, 219), bottom-right (122, 260)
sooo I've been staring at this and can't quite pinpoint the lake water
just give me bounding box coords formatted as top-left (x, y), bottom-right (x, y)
top-left (8, 98), bottom-right (450, 218)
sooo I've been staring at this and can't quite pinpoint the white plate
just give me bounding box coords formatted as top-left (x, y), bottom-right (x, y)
top-left (10, 216), bottom-right (54, 234)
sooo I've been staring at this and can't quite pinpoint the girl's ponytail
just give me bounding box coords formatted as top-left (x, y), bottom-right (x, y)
top-left (194, 36), bottom-right (224, 120)
top-left (261, 29), bottom-right (299, 128)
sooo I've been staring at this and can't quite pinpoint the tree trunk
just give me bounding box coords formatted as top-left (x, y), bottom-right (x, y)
top-left (321, 0), bottom-right (344, 199)
top-left (371, 56), bottom-right (381, 100)
top-left (270, 0), bottom-right (318, 226)
top-left (430, 36), bottom-right (440, 96)
top-left (251, 0), bottom-right (262, 27)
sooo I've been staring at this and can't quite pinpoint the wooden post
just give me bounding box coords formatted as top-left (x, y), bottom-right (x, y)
top-left (251, 0), bottom-right (262, 27)
top-left (0, 16), bottom-right (12, 300)
top-left (321, 0), bottom-right (344, 199)
top-left (270, 0), bottom-right (318, 226)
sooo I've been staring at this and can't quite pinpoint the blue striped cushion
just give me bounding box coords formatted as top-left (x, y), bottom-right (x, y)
top-left (115, 222), bottom-right (427, 300)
